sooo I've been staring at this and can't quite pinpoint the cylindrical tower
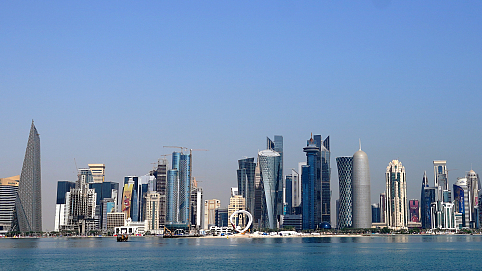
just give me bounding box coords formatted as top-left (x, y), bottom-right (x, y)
top-left (352, 148), bottom-right (371, 228)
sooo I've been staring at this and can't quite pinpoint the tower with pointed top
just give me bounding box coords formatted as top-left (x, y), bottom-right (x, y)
top-left (15, 121), bottom-right (42, 232)
top-left (352, 143), bottom-right (371, 228)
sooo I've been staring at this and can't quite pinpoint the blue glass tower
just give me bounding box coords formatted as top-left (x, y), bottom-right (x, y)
top-left (166, 169), bottom-right (179, 223)
top-left (302, 137), bottom-right (318, 230)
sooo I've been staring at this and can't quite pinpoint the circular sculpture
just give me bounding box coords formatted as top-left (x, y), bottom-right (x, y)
top-left (229, 210), bottom-right (253, 234)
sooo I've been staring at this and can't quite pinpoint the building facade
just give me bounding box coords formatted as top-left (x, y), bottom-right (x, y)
top-left (204, 199), bottom-right (221, 229)
top-left (0, 176), bottom-right (19, 233)
top-left (15, 121), bottom-right (42, 232)
top-left (237, 157), bottom-right (256, 217)
top-left (352, 147), bottom-right (371, 229)
top-left (386, 160), bottom-right (407, 230)
top-left (258, 149), bottom-right (282, 229)
top-left (336, 157), bottom-right (353, 229)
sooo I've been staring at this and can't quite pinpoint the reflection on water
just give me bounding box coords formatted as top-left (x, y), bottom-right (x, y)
top-left (0, 235), bottom-right (482, 270)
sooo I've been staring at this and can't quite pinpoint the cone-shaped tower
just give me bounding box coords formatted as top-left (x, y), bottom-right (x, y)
top-left (16, 121), bottom-right (42, 232)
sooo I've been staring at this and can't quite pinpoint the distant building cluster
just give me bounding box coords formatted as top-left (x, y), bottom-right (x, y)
top-left (2, 122), bottom-right (482, 236)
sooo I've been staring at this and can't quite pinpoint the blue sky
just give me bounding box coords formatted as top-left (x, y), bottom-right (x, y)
top-left (1, 1), bottom-right (481, 230)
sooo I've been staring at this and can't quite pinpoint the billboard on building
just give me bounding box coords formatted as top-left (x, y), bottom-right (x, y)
top-left (122, 184), bottom-right (133, 219)
top-left (409, 199), bottom-right (419, 222)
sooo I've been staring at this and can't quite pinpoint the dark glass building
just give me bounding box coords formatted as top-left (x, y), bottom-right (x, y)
top-left (215, 208), bottom-right (228, 227)
top-left (336, 157), bottom-right (353, 229)
top-left (57, 181), bottom-right (76, 205)
top-left (237, 157), bottom-right (256, 215)
top-left (302, 137), bottom-right (318, 230)
top-left (371, 204), bottom-right (380, 223)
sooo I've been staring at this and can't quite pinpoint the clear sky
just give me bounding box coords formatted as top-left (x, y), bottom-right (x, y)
top-left (1, 1), bottom-right (481, 231)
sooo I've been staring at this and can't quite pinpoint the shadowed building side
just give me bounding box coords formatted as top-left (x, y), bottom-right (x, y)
top-left (15, 121), bottom-right (42, 233)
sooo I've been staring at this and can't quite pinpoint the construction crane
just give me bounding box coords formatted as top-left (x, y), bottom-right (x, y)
top-left (163, 146), bottom-right (188, 154)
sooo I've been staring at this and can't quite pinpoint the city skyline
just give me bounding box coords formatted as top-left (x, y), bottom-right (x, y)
top-left (1, 2), bottom-right (482, 231)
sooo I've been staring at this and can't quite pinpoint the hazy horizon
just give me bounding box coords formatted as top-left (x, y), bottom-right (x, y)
top-left (1, 1), bottom-right (481, 231)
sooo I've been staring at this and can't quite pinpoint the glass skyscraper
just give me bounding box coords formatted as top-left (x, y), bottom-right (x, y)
top-left (302, 137), bottom-right (318, 230)
top-left (15, 121), bottom-right (42, 233)
top-left (237, 157), bottom-right (256, 216)
top-left (336, 156), bottom-right (353, 229)
top-left (258, 149), bottom-right (281, 229)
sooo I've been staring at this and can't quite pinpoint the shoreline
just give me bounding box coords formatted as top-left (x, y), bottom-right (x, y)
top-left (2, 233), bottom-right (480, 239)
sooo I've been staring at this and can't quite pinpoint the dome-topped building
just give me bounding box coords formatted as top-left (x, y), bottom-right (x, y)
top-left (352, 142), bottom-right (371, 229)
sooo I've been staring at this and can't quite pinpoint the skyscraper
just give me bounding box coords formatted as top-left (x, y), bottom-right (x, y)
top-left (16, 121), bottom-right (42, 232)
top-left (380, 193), bottom-right (387, 224)
top-left (204, 199), bottom-right (220, 229)
top-left (258, 149), bottom-right (282, 229)
top-left (453, 178), bottom-right (468, 227)
top-left (466, 170), bottom-right (480, 228)
top-left (54, 180), bottom-right (75, 232)
top-left (0, 176), bottom-right (19, 233)
top-left (409, 199), bottom-right (420, 222)
top-left (88, 164), bottom-right (105, 183)
top-left (165, 151), bottom-right (191, 228)
top-left (336, 156), bottom-right (353, 229)
top-left (267, 136), bottom-right (284, 223)
top-left (352, 145), bottom-right (371, 228)
top-left (302, 137), bottom-right (318, 230)
top-left (434, 160), bottom-right (448, 191)
top-left (153, 158), bottom-right (168, 226)
top-left (386, 160), bottom-right (407, 230)
top-left (237, 157), bottom-right (256, 215)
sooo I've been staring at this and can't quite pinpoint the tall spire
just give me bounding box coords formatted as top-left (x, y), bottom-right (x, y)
top-left (359, 138), bottom-right (361, 151)
top-left (15, 122), bottom-right (42, 232)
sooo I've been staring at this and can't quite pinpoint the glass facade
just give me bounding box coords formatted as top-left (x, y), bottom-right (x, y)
top-left (336, 157), bottom-right (353, 229)
top-left (57, 181), bottom-right (76, 204)
top-left (302, 139), bottom-right (318, 230)
top-left (237, 157), bottom-right (256, 215)
top-left (16, 122), bottom-right (42, 232)
top-left (258, 149), bottom-right (281, 229)
top-left (166, 169), bottom-right (178, 223)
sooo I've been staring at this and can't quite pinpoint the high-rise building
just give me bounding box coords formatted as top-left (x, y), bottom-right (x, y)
top-left (352, 146), bottom-right (371, 229)
top-left (291, 169), bottom-right (301, 209)
top-left (0, 176), bottom-right (19, 233)
top-left (453, 178), bottom-right (468, 227)
top-left (65, 169), bottom-right (97, 234)
top-left (267, 135), bottom-right (284, 224)
top-left (228, 195), bottom-right (246, 228)
top-left (302, 137), bottom-right (318, 230)
top-left (319, 135), bottom-right (331, 224)
top-left (237, 157), bottom-right (256, 216)
top-left (285, 175), bottom-right (293, 215)
top-left (215, 208), bottom-right (228, 227)
top-left (145, 191), bottom-right (161, 231)
top-left (88, 164), bottom-right (105, 183)
top-left (336, 157), bottom-right (353, 229)
top-left (190, 187), bottom-right (203, 229)
top-left (380, 193), bottom-right (387, 224)
top-left (54, 180), bottom-right (75, 232)
top-left (89, 181), bottom-right (118, 230)
top-left (409, 199), bottom-right (420, 222)
top-left (204, 199), bottom-right (221, 229)
top-left (434, 160), bottom-right (448, 191)
top-left (15, 121), bottom-right (42, 232)
top-left (153, 158), bottom-right (168, 226)
top-left (253, 160), bottom-right (263, 228)
top-left (386, 160), bottom-right (407, 230)
top-left (371, 204), bottom-right (380, 223)
top-left (466, 170), bottom-right (480, 228)
top-left (258, 149), bottom-right (282, 229)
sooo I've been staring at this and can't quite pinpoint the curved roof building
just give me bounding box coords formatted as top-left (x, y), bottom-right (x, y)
top-left (352, 146), bottom-right (371, 229)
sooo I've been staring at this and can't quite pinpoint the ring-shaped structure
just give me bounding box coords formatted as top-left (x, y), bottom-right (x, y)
top-left (229, 210), bottom-right (253, 234)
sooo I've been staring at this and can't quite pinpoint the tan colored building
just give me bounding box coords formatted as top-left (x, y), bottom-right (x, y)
top-left (204, 199), bottom-right (221, 229)
top-left (145, 191), bottom-right (161, 231)
top-left (228, 195), bottom-right (246, 228)
top-left (107, 212), bottom-right (126, 230)
top-left (88, 164), bottom-right (105, 183)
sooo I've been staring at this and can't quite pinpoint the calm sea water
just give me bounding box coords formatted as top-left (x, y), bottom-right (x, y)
top-left (0, 235), bottom-right (481, 270)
